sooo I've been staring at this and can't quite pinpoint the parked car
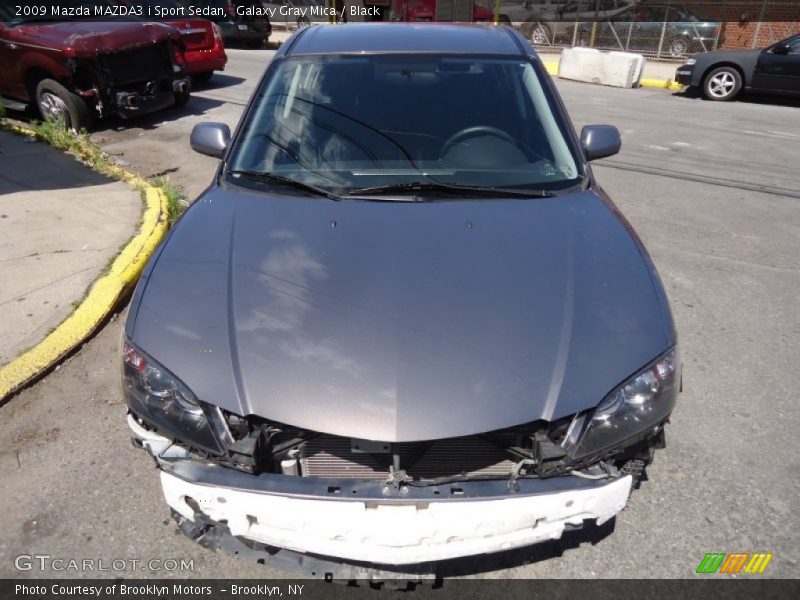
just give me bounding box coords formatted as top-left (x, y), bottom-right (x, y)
top-left (519, 0), bottom-right (634, 46)
top-left (200, 0), bottom-right (271, 47)
top-left (573, 3), bottom-right (722, 57)
top-left (0, 0), bottom-right (190, 130)
top-left (261, 0), bottom-right (329, 29)
top-left (676, 33), bottom-right (800, 101)
top-left (123, 23), bottom-right (680, 580)
top-left (121, 0), bottom-right (227, 82)
top-left (393, 0), bottom-right (494, 22)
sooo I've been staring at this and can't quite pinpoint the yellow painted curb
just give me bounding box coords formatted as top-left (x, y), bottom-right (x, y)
top-left (543, 60), bottom-right (559, 76)
top-left (0, 125), bottom-right (169, 402)
top-left (639, 77), bottom-right (683, 91)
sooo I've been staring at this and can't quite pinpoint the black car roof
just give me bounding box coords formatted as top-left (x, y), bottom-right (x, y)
top-left (284, 23), bottom-right (527, 57)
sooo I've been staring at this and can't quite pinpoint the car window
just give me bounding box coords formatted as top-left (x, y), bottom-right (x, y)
top-left (666, 7), bottom-right (685, 22)
top-left (614, 7), bottom-right (652, 22)
top-left (229, 55), bottom-right (583, 196)
top-left (788, 37), bottom-right (800, 54)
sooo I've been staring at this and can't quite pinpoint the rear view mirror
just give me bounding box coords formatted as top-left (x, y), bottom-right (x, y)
top-left (580, 125), bottom-right (621, 161)
top-left (190, 122), bottom-right (231, 159)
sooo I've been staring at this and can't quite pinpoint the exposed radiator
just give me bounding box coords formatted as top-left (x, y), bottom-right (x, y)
top-left (300, 434), bottom-right (516, 481)
top-left (100, 45), bottom-right (170, 86)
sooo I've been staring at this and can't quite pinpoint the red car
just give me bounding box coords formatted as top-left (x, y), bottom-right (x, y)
top-left (393, 0), bottom-right (494, 22)
top-left (0, 2), bottom-right (190, 131)
top-left (121, 0), bottom-right (227, 82)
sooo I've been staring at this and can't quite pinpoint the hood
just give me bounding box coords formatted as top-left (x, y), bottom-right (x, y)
top-left (129, 187), bottom-right (674, 442)
top-left (16, 20), bottom-right (177, 55)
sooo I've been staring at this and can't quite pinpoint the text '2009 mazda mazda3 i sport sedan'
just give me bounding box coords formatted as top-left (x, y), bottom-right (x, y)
top-left (122, 23), bottom-right (680, 579)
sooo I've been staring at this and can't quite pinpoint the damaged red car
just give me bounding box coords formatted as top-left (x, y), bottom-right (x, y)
top-left (0, 0), bottom-right (191, 130)
top-left (120, 0), bottom-right (228, 83)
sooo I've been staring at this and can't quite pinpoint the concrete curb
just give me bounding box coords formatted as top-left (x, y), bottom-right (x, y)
top-left (639, 78), bottom-right (683, 91)
top-left (0, 124), bottom-right (169, 403)
top-left (542, 60), bottom-right (682, 91)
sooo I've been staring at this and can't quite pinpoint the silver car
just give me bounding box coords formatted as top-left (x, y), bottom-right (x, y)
top-left (123, 23), bottom-right (679, 580)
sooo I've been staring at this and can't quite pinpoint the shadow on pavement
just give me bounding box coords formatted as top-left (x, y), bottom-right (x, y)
top-left (0, 130), bottom-right (109, 193)
top-left (94, 95), bottom-right (228, 134)
top-left (673, 87), bottom-right (800, 108)
top-left (192, 74), bottom-right (247, 91)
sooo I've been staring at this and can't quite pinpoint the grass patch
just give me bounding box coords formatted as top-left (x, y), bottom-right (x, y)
top-left (149, 176), bottom-right (186, 227)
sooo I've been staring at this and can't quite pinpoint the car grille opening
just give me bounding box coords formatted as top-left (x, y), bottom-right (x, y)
top-left (100, 44), bottom-right (171, 86)
top-left (299, 434), bottom-right (516, 481)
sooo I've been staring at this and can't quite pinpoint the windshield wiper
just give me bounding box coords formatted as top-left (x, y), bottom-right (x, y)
top-left (348, 181), bottom-right (555, 199)
top-left (227, 170), bottom-right (340, 200)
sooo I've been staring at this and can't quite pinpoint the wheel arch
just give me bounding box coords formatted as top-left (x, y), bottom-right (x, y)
top-left (23, 66), bottom-right (72, 101)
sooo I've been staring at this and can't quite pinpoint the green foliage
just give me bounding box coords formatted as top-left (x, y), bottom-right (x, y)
top-left (149, 176), bottom-right (187, 228)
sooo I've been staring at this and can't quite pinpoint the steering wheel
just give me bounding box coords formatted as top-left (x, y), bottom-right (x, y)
top-left (440, 126), bottom-right (519, 158)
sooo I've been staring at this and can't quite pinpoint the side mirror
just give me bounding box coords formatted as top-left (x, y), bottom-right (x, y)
top-left (580, 125), bottom-right (621, 161)
top-left (772, 43), bottom-right (790, 55)
top-left (190, 122), bottom-right (231, 159)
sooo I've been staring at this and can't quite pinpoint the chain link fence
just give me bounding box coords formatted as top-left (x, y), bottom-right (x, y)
top-left (500, 1), bottom-right (800, 59)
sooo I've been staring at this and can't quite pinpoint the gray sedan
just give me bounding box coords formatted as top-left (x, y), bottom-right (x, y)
top-left (122, 23), bottom-right (680, 581)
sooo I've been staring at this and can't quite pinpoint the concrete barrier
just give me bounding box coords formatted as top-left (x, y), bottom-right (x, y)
top-left (557, 48), bottom-right (646, 89)
top-left (558, 48), bottom-right (605, 85)
top-left (604, 51), bottom-right (645, 88)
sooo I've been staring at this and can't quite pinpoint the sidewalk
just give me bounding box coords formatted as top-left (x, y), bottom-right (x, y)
top-left (0, 130), bottom-right (141, 365)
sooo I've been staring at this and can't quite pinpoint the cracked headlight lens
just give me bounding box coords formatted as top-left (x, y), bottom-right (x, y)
top-left (121, 339), bottom-right (229, 454)
top-left (563, 347), bottom-right (680, 460)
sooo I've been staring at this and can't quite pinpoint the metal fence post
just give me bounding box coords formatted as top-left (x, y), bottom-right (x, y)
top-left (656, 0), bottom-right (671, 59)
top-left (712, 1), bottom-right (722, 53)
top-left (625, 21), bottom-right (633, 52)
top-left (751, 0), bottom-right (768, 48)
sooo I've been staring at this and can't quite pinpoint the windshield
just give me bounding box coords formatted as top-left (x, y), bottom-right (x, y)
top-left (228, 54), bottom-right (583, 197)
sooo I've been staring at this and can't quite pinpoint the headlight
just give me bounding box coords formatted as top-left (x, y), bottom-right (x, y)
top-left (562, 348), bottom-right (680, 460)
top-left (121, 340), bottom-right (231, 455)
top-left (685, 58), bottom-right (697, 65)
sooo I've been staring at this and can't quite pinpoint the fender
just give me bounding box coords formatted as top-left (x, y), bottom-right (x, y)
top-left (18, 49), bottom-right (73, 100)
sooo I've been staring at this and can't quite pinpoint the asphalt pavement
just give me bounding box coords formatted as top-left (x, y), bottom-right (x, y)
top-left (0, 49), bottom-right (798, 579)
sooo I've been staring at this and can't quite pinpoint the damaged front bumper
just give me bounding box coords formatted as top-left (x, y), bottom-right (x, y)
top-left (113, 78), bottom-right (190, 119)
top-left (129, 415), bottom-right (632, 568)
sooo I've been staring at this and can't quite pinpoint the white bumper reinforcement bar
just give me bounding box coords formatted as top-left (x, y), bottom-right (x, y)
top-left (161, 470), bottom-right (632, 564)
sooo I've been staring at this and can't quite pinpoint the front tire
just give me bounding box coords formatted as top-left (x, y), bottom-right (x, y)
top-left (173, 89), bottom-right (190, 108)
top-left (529, 22), bottom-right (552, 45)
top-left (703, 66), bottom-right (742, 101)
top-left (35, 78), bottom-right (92, 131)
